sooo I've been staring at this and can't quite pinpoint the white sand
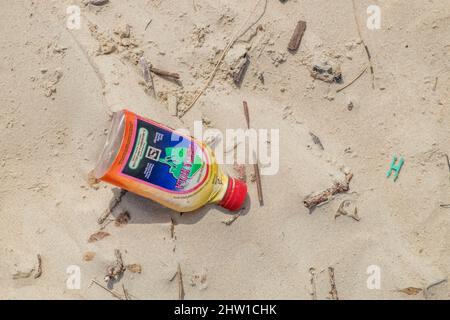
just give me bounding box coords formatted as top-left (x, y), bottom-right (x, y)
top-left (0, 0), bottom-right (448, 299)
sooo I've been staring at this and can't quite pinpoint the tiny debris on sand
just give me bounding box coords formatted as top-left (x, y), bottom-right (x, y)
top-left (83, 251), bottom-right (96, 262)
top-left (88, 231), bottom-right (110, 243)
top-left (126, 264), bottom-right (142, 274)
top-left (114, 211), bottom-right (131, 227)
top-left (105, 249), bottom-right (126, 282)
top-left (335, 200), bottom-right (360, 221)
top-left (396, 287), bottom-right (422, 296)
top-left (34, 254), bottom-right (42, 279)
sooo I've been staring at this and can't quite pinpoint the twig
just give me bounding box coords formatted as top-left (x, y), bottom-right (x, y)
top-left (253, 154), bottom-right (264, 206)
top-left (304, 173), bottom-right (353, 210)
top-left (336, 66), bottom-right (367, 93)
top-left (243, 101), bottom-right (264, 206)
top-left (98, 189), bottom-right (127, 225)
top-left (287, 20), bottom-right (307, 52)
top-left (150, 67), bottom-right (180, 80)
top-left (122, 284), bottom-right (130, 300)
top-left (433, 77), bottom-right (438, 91)
top-left (351, 0), bottom-right (375, 89)
top-left (181, 0), bottom-right (268, 117)
top-left (144, 19), bottom-right (152, 31)
top-left (328, 267), bottom-right (339, 300)
top-left (91, 279), bottom-right (124, 300)
top-left (444, 154), bottom-right (450, 172)
top-left (177, 263), bottom-right (185, 300)
top-left (243, 101), bottom-right (250, 128)
top-left (170, 217), bottom-right (175, 239)
top-left (423, 278), bottom-right (447, 299)
top-left (440, 204), bottom-right (450, 208)
top-left (34, 254), bottom-right (42, 279)
top-left (309, 268), bottom-right (317, 300)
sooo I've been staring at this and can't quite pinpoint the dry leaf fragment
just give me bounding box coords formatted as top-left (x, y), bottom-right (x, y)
top-left (83, 251), bottom-right (96, 261)
top-left (398, 287), bottom-right (422, 295)
top-left (88, 231), bottom-right (110, 243)
top-left (126, 264), bottom-right (142, 274)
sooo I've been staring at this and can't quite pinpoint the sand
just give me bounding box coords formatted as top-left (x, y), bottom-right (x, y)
top-left (0, 0), bottom-right (448, 299)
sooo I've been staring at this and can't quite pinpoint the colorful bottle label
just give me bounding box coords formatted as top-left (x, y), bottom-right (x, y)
top-left (121, 117), bottom-right (209, 194)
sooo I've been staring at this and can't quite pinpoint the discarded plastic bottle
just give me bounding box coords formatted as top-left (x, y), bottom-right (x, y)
top-left (94, 110), bottom-right (247, 212)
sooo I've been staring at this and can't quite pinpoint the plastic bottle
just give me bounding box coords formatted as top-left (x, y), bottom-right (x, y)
top-left (94, 110), bottom-right (247, 212)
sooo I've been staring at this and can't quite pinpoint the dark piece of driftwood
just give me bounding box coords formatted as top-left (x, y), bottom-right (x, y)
top-left (288, 21), bottom-right (306, 52)
top-left (303, 173), bottom-right (353, 210)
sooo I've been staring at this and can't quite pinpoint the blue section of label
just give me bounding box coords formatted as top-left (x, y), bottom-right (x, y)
top-left (122, 119), bottom-right (205, 192)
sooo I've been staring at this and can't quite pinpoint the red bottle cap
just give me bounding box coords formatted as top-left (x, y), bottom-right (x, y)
top-left (219, 177), bottom-right (247, 211)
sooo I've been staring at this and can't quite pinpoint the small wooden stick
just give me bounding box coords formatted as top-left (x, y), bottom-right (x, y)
top-left (170, 217), bottom-right (175, 239)
top-left (309, 267), bottom-right (317, 300)
top-left (150, 67), bottom-right (180, 80)
top-left (177, 263), bottom-right (185, 300)
top-left (328, 267), bottom-right (339, 300)
top-left (243, 101), bottom-right (250, 128)
top-left (222, 213), bottom-right (240, 226)
top-left (34, 254), bottom-right (42, 279)
top-left (423, 278), bottom-right (447, 299)
top-left (91, 279), bottom-right (124, 300)
top-left (352, 0), bottom-right (375, 89)
top-left (144, 19), bottom-right (152, 31)
top-left (243, 101), bottom-right (263, 206)
top-left (122, 284), bottom-right (130, 300)
top-left (287, 20), bottom-right (306, 52)
top-left (336, 66), bottom-right (367, 93)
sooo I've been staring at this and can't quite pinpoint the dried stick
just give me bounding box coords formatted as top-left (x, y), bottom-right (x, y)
top-left (309, 267), bottom-right (317, 300)
top-left (91, 279), bottom-right (124, 300)
top-left (98, 189), bottom-right (127, 225)
top-left (423, 278), bottom-right (447, 299)
top-left (304, 173), bottom-right (353, 210)
top-left (328, 267), bottom-right (339, 300)
top-left (181, 0), bottom-right (268, 117)
top-left (122, 284), bottom-right (130, 300)
top-left (336, 66), bottom-right (367, 93)
top-left (351, 0), bottom-right (375, 89)
top-left (150, 67), bottom-right (180, 80)
top-left (34, 254), bottom-right (42, 279)
top-left (170, 217), bottom-right (175, 239)
top-left (287, 20), bottom-right (307, 52)
top-left (243, 101), bottom-right (264, 206)
top-left (144, 19), bottom-right (152, 31)
top-left (177, 263), bottom-right (185, 300)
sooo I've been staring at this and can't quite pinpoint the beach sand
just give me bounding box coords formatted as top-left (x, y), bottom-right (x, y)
top-left (0, 0), bottom-right (448, 299)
